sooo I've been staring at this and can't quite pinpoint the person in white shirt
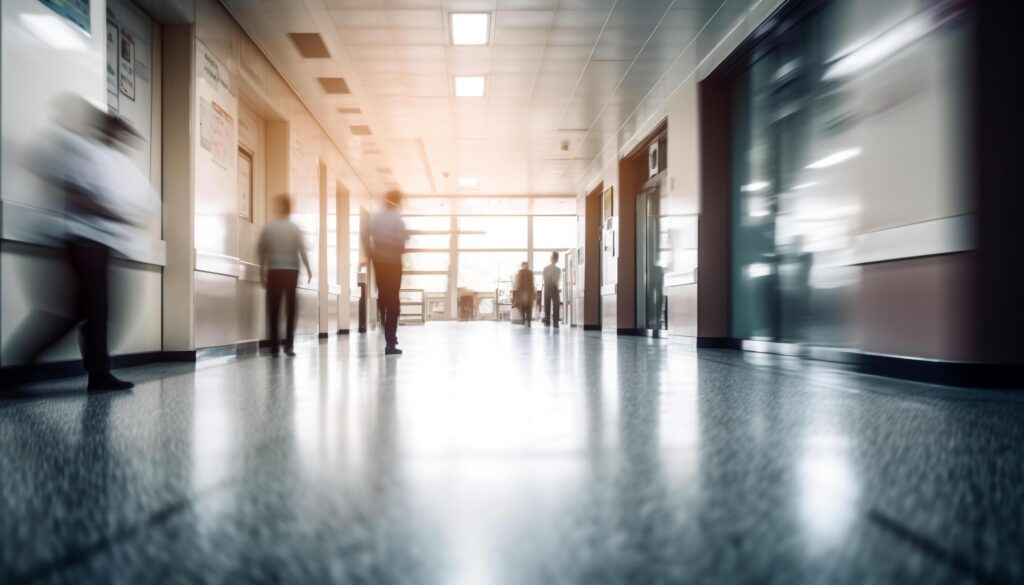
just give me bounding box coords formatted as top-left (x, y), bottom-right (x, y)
top-left (6, 100), bottom-right (159, 390)
top-left (367, 190), bottom-right (408, 355)
top-left (258, 194), bottom-right (312, 357)
top-left (542, 251), bottom-right (562, 328)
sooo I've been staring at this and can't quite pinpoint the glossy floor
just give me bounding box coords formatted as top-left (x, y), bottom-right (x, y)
top-left (1, 322), bottom-right (1022, 584)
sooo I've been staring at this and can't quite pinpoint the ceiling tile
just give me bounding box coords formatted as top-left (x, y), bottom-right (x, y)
top-left (547, 27), bottom-right (601, 46)
top-left (346, 45), bottom-right (400, 59)
top-left (496, 0), bottom-right (554, 8)
top-left (443, 0), bottom-right (497, 9)
top-left (492, 28), bottom-right (549, 46)
top-left (387, 9), bottom-right (444, 28)
top-left (325, 0), bottom-right (386, 8)
top-left (494, 10), bottom-right (554, 29)
top-left (339, 28), bottom-right (395, 44)
top-left (330, 9), bottom-right (390, 28)
top-left (395, 45), bottom-right (447, 60)
top-left (392, 28), bottom-right (446, 45)
top-left (552, 9), bottom-right (610, 29)
top-left (384, 0), bottom-right (441, 7)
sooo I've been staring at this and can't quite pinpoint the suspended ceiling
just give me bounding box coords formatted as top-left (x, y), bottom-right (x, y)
top-left (223, 0), bottom-right (736, 197)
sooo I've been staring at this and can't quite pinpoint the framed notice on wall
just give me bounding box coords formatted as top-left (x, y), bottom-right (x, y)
top-left (602, 187), bottom-right (614, 221)
top-left (238, 149), bottom-right (253, 221)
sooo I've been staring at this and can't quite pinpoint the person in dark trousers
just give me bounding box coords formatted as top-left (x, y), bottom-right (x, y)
top-left (368, 190), bottom-right (408, 355)
top-left (514, 262), bottom-right (535, 327)
top-left (258, 194), bottom-right (311, 357)
top-left (5, 98), bottom-right (156, 391)
top-left (542, 251), bottom-right (562, 327)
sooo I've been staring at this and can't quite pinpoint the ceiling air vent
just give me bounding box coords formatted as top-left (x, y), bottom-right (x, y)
top-left (350, 125), bottom-right (372, 136)
top-left (288, 33), bottom-right (330, 59)
top-left (318, 77), bottom-right (351, 94)
top-left (337, 107), bottom-right (362, 114)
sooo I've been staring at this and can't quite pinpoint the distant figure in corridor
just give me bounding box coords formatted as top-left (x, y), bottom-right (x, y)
top-left (258, 194), bottom-right (311, 357)
top-left (368, 190), bottom-right (408, 355)
top-left (514, 261), bottom-right (535, 327)
top-left (5, 97), bottom-right (158, 391)
top-left (543, 251), bottom-right (562, 328)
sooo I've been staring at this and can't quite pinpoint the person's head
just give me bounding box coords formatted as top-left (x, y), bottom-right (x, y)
top-left (100, 113), bottom-right (143, 149)
top-left (273, 194), bottom-right (292, 218)
top-left (52, 93), bottom-right (104, 138)
top-left (521, 261), bottom-right (528, 270)
top-left (384, 190), bottom-right (403, 209)
top-left (550, 251), bottom-right (559, 265)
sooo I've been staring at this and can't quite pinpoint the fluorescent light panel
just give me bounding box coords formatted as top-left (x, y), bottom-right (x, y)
top-left (458, 177), bottom-right (478, 188)
top-left (454, 76), bottom-right (485, 97)
top-left (451, 13), bottom-right (490, 46)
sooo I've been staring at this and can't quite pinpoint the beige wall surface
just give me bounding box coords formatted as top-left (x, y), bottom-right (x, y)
top-left (186, 0), bottom-right (369, 349)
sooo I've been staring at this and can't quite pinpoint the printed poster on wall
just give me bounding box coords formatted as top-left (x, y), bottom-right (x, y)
top-left (118, 29), bottom-right (136, 101)
top-left (38, 0), bottom-right (90, 33)
top-left (200, 98), bottom-right (234, 169)
top-left (106, 19), bottom-right (119, 110)
top-left (194, 39), bottom-right (239, 257)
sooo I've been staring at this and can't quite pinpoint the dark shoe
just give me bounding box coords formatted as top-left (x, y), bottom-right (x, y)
top-left (88, 373), bottom-right (134, 391)
top-left (285, 350), bottom-right (296, 357)
top-left (384, 347), bottom-right (403, 356)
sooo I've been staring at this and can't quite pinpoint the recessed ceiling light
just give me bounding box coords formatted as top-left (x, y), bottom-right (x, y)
top-left (458, 176), bottom-right (478, 188)
top-left (454, 76), bottom-right (485, 97)
top-left (451, 13), bottom-right (490, 46)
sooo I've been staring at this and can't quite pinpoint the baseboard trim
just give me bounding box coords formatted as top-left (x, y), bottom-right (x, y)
top-left (318, 332), bottom-right (329, 339)
top-left (338, 329), bottom-right (350, 335)
top-left (1, 350), bottom-right (196, 387)
top-left (582, 324), bottom-right (602, 331)
top-left (616, 328), bottom-right (645, 337)
top-left (696, 336), bottom-right (740, 349)
top-left (697, 337), bottom-right (1022, 388)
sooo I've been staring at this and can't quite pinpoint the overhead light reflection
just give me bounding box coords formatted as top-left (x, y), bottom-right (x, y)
top-left (805, 148), bottom-right (862, 169)
top-left (741, 181), bottom-right (771, 192)
top-left (21, 14), bottom-right (89, 51)
top-left (824, 15), bottom-right (932, 80)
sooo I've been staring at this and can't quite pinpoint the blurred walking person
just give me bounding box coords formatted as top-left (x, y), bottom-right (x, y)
top-left (514, 262), bottom-right (535, 328)
top-left (542, 251), bottom-right (562, 328)
top-left (5, 96), bottom-right (158, 390)
top-left (368, 190), bottom-right (408, 355)
top-left (258, 194), bottom-right (311, 357)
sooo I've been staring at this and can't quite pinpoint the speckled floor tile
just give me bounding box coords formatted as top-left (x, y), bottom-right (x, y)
top-left (1, 322), bottom-right (1022, 584)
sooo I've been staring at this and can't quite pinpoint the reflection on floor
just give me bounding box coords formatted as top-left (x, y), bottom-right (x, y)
top-left (1, 322), bottom-right (1022, 583)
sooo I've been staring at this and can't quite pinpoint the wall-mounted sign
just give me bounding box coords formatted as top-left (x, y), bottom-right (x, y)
top-left (118, 28), bottom-right (136, 101)
top-left (238, 149), bottom-right (253, 221)
top-left (38, 0), bottom-right (90, 33)
top-left (602, 186), bottom-right (614, 221)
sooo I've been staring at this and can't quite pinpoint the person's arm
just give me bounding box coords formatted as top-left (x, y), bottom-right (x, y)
top-left (257, 230), bottom-right (267, 286)
top-left (298, 226), bottom-right (312, 283)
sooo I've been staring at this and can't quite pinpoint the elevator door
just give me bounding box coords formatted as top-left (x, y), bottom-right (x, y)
top-left (636, 185), bottom-right (666, 332)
